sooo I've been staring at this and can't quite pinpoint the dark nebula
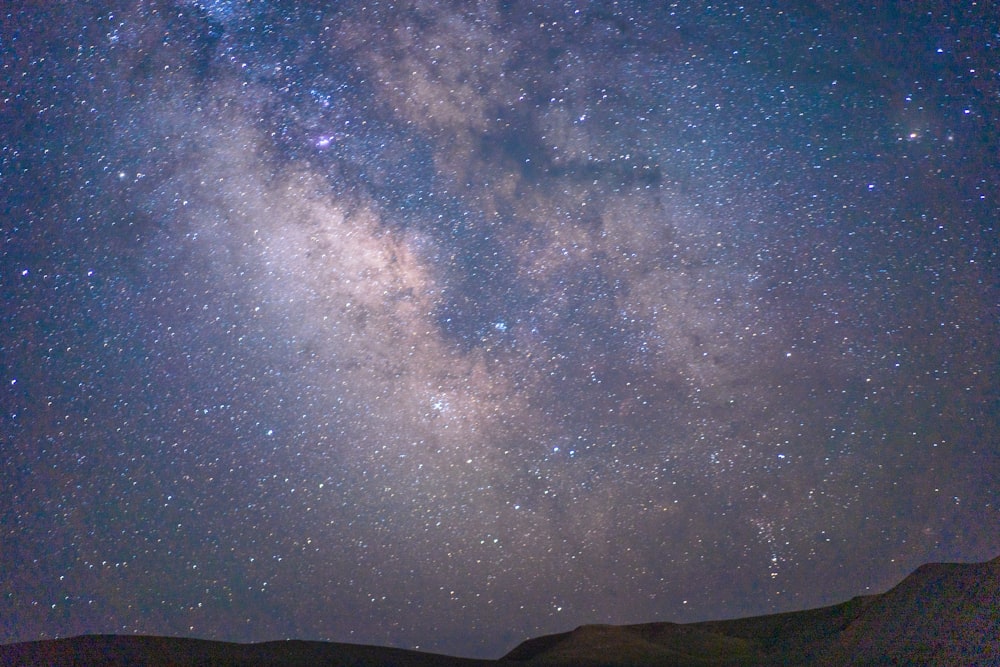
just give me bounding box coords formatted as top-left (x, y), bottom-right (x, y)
top-left (2, 1), bottom-right (997, 659)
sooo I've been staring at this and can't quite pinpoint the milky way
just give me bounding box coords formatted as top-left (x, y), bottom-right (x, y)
top-left (2, 1), bottom-right (998, 658)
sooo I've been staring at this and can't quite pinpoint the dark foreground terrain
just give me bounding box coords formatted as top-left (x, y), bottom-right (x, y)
top-left (3, 556), bottom-right (997, 666)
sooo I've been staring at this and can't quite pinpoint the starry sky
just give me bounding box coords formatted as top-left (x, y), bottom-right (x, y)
top-left (2, 0), bottom-right (998, 659)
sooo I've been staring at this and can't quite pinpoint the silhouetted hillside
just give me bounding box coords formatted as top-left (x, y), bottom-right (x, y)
top-left (504, 555), bottom-right (1000, 666)
top-left (2, 556), bottom-right (996, 666)
top-left (0, 635), bottom-right (495, 667)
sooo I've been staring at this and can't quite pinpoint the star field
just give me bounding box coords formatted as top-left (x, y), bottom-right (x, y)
top-left (2, 1), bottom-right (998, 659)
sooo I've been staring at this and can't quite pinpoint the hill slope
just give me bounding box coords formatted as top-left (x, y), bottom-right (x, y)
top-left (503, 555), bottom-right (999, 666)
top-left (2, 556), bottom-right (996, 666)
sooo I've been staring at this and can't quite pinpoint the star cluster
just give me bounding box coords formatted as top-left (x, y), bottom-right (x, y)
top-left (2, 0), bottom-right (998, 658)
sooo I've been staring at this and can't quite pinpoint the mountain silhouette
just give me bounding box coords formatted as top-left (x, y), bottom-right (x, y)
top-left (3, 556), bottom-right (996, 666)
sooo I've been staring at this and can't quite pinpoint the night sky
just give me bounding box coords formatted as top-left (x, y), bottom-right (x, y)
top-left (2, 0), bottom-right (998, 659)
